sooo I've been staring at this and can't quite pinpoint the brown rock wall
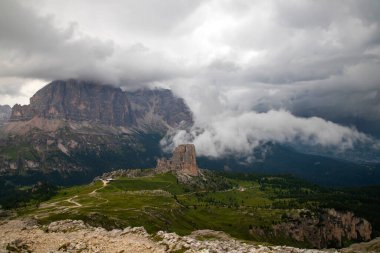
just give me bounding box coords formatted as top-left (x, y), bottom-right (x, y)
top-left (9, 79), bottom-right (193, 131)
top-left (156, 144), bottom-right (200, 177)
top-left (270, 209), bottom-right (372, 248)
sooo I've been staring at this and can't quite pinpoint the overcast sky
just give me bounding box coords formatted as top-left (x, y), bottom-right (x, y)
top-left (1, 0), bottom-right (379, 157)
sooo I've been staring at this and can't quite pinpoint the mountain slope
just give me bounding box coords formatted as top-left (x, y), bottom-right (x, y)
top-left (11, 170), bottom-right (377, 249)
top-left (1, 79), bottom-right (379, 187)
top-left (0, 80), bottom-right (192, 185)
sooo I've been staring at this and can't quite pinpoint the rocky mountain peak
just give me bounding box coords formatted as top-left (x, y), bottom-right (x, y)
top-left (156, 144), bottom-right (200, 177)
top-left (8, 79), bottom-right (193, 132)
top-left (10, 79), bottom-right (134, 126)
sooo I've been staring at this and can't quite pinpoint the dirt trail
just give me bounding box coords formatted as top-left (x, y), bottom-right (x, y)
top-left (39, 180), bottom-right (110, 214)
top-left (89, 180), bottom-right (110, 206)
top-left (66, 196), bottom-right (82, 207)
top-left (90, 180), bottom-right (109, 195)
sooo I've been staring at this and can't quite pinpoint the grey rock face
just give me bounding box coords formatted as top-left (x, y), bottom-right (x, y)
top-left (9, 79), bottom-right (193, 132)
top-left (10, 80), bottom-right (135, 126)
top-left (156, 144), bottom-right (200, 177)
top-left (0, 80), bottom-right (193, 180)
top-left (0, 105), bottom-right (11, 126)
top-left (0, 219), bottom-right (339, 253)
top-left (127, 89), bottom-right (193, 131)
top-left (251, 208), bottom-right (372, 249)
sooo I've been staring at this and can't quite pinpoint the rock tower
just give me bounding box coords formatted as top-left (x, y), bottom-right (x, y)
top-left (156, 144), bottom-right (200, 177)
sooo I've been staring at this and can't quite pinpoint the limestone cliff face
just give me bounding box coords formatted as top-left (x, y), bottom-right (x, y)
top-left (0, 105), bottom-right (11, 126)
top-left (0, 80), bottom-right (193, 182)
top-left (10, 80), bottom-right (134, 126)
top-left (251, 209), bottom-right (372, 249)
top-left (156, 144), bottom-right (200, 177)
top-left (9, 79), bottom-right (193, 132)
top-left (126, 89), bottom-right (193, 131)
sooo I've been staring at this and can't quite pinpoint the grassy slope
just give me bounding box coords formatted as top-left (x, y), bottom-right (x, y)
top-left (18, 171), bottom-right (380, 248)
top-left (19, 172), bottom-right (305, 245)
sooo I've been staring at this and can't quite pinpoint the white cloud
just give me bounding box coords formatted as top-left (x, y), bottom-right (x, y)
top-left (0, 77), bottom-right (46, 106)
top-left (162, 110), bottom-right (369, 157)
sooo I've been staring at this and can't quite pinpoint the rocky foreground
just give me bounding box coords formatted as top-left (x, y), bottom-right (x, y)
top-left (1, 219), bottom-right (379, 253)
top-left (0, 219), bottom-right (340, 253)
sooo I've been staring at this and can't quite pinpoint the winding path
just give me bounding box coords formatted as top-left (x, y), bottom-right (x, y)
top-left (66, 195), bottom-right (82, 207)
top-left (89, 180), bottom-right (109, 195)
top-left (89, 180), bottom-right (110, 206)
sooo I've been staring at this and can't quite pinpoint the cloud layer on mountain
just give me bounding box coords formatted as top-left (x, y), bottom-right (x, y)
top-left (161, 110), bottom-right (370, 157)
top-left (0, 0), bottom-right (379, 155)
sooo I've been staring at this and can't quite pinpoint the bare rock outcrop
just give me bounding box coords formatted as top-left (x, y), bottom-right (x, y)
top-left (0, 219), bottom-right (341, 253)
top-left (8, 79), bottom-right (193, 131)
top-left (253, 209), bottom-right (372, 249)
top-left (156, 144), bottom-right (200, 179)
top-left (340, 236), bottom-right (380, 253)
top-left (0, 80), bottom-right (194, 181)
top-left (0, 219), bottom-right (159, 253)
top-left (0, 105), bottom-right (11, 126)
top-left (10, 80), bottom-right (135, 126)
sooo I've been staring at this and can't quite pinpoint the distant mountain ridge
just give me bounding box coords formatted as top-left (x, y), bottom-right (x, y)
top-left (198, 143), bottom-right (380, 187)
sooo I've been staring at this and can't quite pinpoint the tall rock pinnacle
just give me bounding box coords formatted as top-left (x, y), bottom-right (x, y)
top-left (156, 144), bottom-right (200, 177)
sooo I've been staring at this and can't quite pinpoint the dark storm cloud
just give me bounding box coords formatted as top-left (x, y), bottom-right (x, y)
top-left (0, 0), bottom-right (114, 84)
top-left (0, 0), bottom-right (379, 156)
top-left (0, 0), bottom-right (190, 93)
top-left (164, 0), bottom-right (380, 155)
top-left (288, 61), bottom-right (380, 137)
top-left (75, 0), bottom-right (203, 35)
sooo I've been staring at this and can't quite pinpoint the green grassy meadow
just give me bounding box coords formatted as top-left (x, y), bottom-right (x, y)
top-left (16, 171), bottom-right (380, 247)
top-left (18, 172), bottom-right (291, 243)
